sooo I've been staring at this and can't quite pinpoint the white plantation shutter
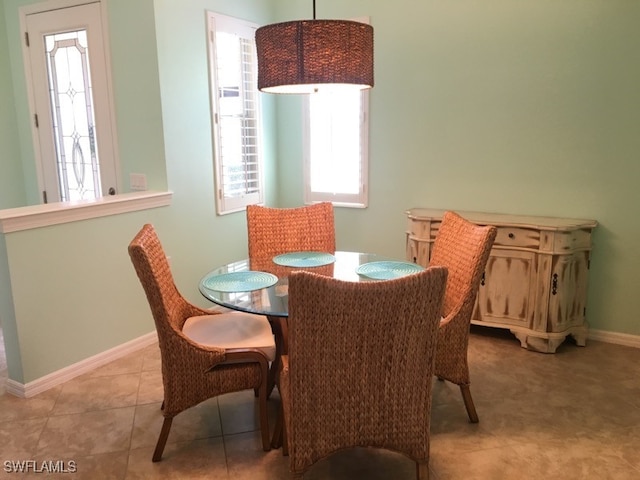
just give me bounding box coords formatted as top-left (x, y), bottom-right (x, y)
top-left (208, 13), bottom-right (263, 214)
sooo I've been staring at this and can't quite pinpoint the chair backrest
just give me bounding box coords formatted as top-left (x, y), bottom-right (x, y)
top-left (286, 267), bottom-right (448, 471)
top-left (429, 211), bottom-right (497, 319)
top-left (246, 203), bottom-right (336, 261)
top-left (128, 224), bottom-right (190, 341)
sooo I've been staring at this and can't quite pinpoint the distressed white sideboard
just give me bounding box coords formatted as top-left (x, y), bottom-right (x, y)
top-left (405, 208), bottom-right (598, 353)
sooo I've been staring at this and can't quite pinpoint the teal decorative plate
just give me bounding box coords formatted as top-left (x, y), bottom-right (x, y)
top-left (202, 271), bottom-right (278, 292)
top-left (273, 251), bottom-right (336, 268)
top-left (355, 261), bottom-right (424, 280)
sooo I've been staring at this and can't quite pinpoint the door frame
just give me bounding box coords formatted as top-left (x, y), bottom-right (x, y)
top-left (19, 0), bottom-right (121, 203)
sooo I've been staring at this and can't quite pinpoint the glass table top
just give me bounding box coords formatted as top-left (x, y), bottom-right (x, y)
top-left (199, 251), bottom-right (421, 317)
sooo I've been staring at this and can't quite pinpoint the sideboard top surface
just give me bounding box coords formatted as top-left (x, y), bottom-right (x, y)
top-left (406, 208), bottom-right (598, 231)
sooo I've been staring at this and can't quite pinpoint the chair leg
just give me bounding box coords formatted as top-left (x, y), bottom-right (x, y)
top-left (460, 384), bottom-right (479, 423)
top-left (271, 404), bottom-right (283, 449)
top-left (258, 378), bottom-right (271, 452)
top-left (271, 402), bottom-right (289, 455)
top-left (152, 417), bottom-right (173, 462)
top-left (282, 414), bottom-right (289, 457)
top-left (416, 460), bottom-right (430, 480)
top-left (267, 316), bottom-right (286, 397)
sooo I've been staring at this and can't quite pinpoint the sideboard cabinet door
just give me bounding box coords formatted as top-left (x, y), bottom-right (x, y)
top-left (475, 249), bottom-right (538, 329)
top-left (547, 250), bottom-right (591, 339)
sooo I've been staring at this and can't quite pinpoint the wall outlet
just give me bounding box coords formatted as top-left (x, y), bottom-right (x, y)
top-left (130, 173), bottom-right (147, 191)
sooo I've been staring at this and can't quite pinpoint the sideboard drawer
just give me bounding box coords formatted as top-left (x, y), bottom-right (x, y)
top-left (493, 227), bottom-right (541, 250)
top-left (407, 217), bottom-right (436, 240)
top-left (551, 229), bottom-right (593, 252)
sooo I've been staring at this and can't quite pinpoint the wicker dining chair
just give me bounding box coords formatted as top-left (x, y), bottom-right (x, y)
top-left (246, 202), bottom-right (336, 395)
top-left (275, 268), bottom-right (448, 480)
top-left (429, 211), bottom-right (497, 423)
top-left (246, 202), bottom-right (336, 263)
top-left (128, 224), bottom-right (275, 461)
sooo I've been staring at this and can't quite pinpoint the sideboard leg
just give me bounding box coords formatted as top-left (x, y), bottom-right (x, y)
top-left (510, 330), bottom-right (529, 349)
top-left (571, 327), bottom-right (589, 347)
top-left (510, 330), bottom-right (567, 353)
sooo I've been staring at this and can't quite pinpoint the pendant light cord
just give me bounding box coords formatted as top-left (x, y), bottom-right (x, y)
top-left (313, 0), bottom-right (316, 20)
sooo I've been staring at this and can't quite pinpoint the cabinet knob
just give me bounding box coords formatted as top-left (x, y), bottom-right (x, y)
top-left (508, 232), bottom-right (515, 239)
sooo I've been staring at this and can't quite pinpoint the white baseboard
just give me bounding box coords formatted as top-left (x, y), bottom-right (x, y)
top-left (6, 331), bottom-right (158, 398)
top-left (587, 329), bottom-right (640, 349)
top-left (3, 327), bottom-right (638, 398)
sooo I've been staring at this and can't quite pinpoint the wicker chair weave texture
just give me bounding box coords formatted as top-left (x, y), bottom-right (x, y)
top-left (429, 211), bottom-right (497, 422)
top-left (281, 267), bottom-right (447, 476)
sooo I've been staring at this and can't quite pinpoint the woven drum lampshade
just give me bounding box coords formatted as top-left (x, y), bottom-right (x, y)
top-left (255, 19), bottom-right (374, 94)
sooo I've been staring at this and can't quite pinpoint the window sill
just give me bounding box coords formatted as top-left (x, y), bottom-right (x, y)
top-left (0, 191), bottom-right (173, 233)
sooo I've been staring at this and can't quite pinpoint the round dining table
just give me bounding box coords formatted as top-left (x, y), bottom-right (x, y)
top-left (198, 250), bottom-right (424, 394)
top-left (198, 251), bottom-right (411, 316)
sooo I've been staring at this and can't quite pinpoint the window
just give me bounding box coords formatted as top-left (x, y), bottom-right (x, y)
top-left (207, 12), bottom-right (263, 215)
top-left (22, 1), bottom-right (119, 203)
top-left (303, 89), bottom-right (369, 208)
top-left (303, 16), bottom-right (371, 209)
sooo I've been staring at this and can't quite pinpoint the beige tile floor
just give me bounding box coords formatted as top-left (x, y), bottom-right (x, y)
top-left (1, 325), bottom-right (640, 479)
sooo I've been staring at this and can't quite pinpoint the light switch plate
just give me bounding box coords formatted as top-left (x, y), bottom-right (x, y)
top-left (130, 173), bottom-right (147, 191)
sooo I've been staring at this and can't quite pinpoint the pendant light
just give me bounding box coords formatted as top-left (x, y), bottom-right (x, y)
top-left (255, 0), bottom-right (374, 94)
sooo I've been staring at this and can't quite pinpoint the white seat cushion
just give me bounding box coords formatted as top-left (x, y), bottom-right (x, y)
top-left (182, 312), bottom-right (276, 361)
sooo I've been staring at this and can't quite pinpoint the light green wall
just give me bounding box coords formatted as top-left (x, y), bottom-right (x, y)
top-left (1, 0), bottom-right (639, 385)
top-left (107, 0), bottom-right (167, 192)
top-left (0, 0), bottom-right (170, 207)
top-left (3, 0), bottom-right (44, 206)
top-left (151, 0), bottom-right (277, 292)
top-left (274, 0), bottom-right (640, 336)
top-left (4, 212), bottom-right (167, 381)
top-left (0, 0), bottom-right (172, 383)
top-left (0, 2), bottom-right (26, 208)
top-left (0, 233), bottom-right (22, 381)
top-left (0, 0), bottom-right (276, 384)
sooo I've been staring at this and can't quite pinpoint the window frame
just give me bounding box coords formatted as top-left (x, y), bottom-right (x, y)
top-left (302, 89), bottom-right (370, 208)
top-left (206, 11), bottom-right (264, 215)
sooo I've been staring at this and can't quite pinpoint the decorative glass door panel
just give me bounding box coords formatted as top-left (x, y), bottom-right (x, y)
top-left (45, 30), bottom-right (101, 201)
